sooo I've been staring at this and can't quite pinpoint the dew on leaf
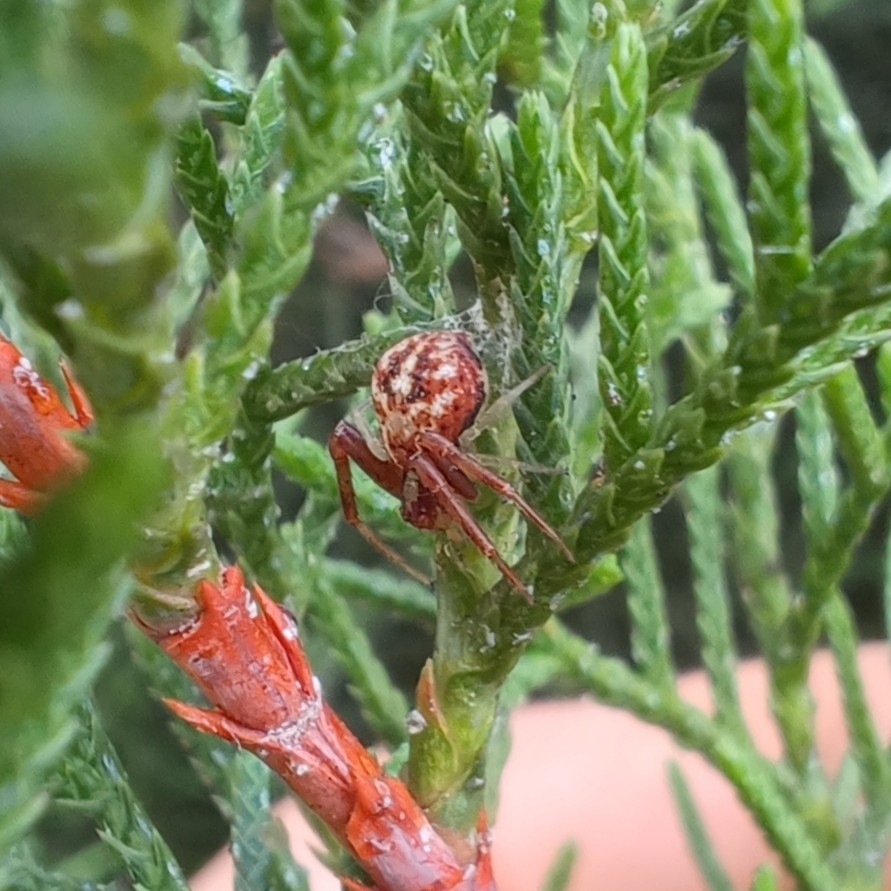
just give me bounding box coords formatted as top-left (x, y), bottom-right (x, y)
top-left (405, 709), bottom-right (428, 735)
top-left (102, 8), bottom-right (131, 36)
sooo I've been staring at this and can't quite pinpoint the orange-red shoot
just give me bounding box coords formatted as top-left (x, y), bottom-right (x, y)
top-left (141, 567), bottom-right (495, 891)
top-left (0, 333), bottom-right (92, 513)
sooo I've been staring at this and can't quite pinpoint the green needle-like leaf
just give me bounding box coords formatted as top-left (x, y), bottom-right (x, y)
top-left (747, 0), bottom-right (812, 317)
top-left (647, 112), bottom-right (731, 348)
top-left (684, 468), bottom-right (743, 732)
top-left (193, 0), bottom-right (250, 75)
top-left (623, 517), bottom-right (674, 688)
top-left (229, 753), bottom-right (309, 891)
top-left (0, 425), bottom-right (166, 848)
top-left (570, 193), bottom-right (891, 575)
top-left (805, 38), bottom-right (879, 205)
top-left (647, 0), bottom-right (747, 111)
top-left (597, 21), bottom-right (654, 468)
top-left (692, 128), bottom-right (755, 298)
top-left (55, 705), bottom-right (189, 891)
top-left (244, 326), bottom-right (423, 422)
top-left (824, 597), bottom-right (891, 818)
top-left (363, 116), bottom-right (459, 323)
top-left (538, 841), bottom-right (578, 891)
top-left (544, 621), bottom-right (840, 891)
top-left (178, 43), bottom-right (252, 124)
top-left (308, 572), bottom-right (411, 748)
top-left (668, 763), bottom-right (735, 891)
top-left (174, 116), bottom-right (234, 283)
top-left (322, 559), bottom-right (436, 624)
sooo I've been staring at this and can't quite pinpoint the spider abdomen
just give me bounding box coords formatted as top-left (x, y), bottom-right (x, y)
top-left (371, 331), bottom-right (487, 463)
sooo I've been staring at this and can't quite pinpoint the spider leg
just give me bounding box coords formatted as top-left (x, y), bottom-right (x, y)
top-left (328, 421), bottom-right (432, 587)
top-left (410, 451), bottom-right (533, 602)
top-left (462, 363), bottom-right (550, 445)
top-left (419, 431), bottom-right (574, 563)
top-left (463, 451), bottom-right (565, 477)
top-left (439, 462), bottom-right (478, 501)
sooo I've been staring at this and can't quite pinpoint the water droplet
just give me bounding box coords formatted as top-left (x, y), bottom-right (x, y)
top-left (101, 754), bottom-right (121, 781)
top-left (241, 361), bottom-right (261, 381)
top-left (479, 627), bottom-right (496, 652)
top-left (375, 137), bottom-right (396, 168)
top-left (56, 299), bottom-right (85, 320)
top-left (103, 8), bottom-right (131, 35)
top-left (406, 709), bottom-right (428, 734)
top-left (445, 102), bottom-right (466, 124)
top-left (311, 192), bottom-right (340, 224)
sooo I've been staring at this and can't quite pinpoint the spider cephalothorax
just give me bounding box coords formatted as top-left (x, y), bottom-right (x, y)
top-left (328, 331), bottom-right (572, 599)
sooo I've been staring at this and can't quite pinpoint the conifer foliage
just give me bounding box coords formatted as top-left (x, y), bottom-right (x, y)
top-left (2, 1), bottom-right (891, 889)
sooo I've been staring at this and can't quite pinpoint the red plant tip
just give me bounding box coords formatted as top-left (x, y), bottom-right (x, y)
top-left (0, 333), bottom-right (93, 514)
top-left (148, 566), bottom-right (496, 891)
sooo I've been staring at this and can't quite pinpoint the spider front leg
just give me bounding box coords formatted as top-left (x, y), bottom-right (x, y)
top-left (409, 451), bottom-right (534, 602)
top-left (328, 421), bottom-right (432, 587)
top-left (419, 430), bottom-right (574, 563)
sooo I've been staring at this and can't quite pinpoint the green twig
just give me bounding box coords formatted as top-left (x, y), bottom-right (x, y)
top-left (623, 517), bottom-right (674, 687)
top-left (684, 468), bottom-right (744, 732)
top-left (54, 706), bottom-right (189, 891)
top-left (544, 621), bottom-right (840, 891)
top-left (668, 763), bottom-right (735, 891)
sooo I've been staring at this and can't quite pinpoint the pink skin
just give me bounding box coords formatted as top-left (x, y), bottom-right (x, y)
top-left (328, 331), bottom-right (572, 600)
top-left (0, 334), bottom-right (93, 514)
